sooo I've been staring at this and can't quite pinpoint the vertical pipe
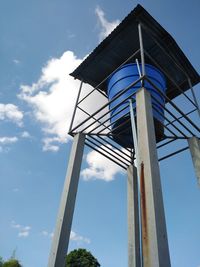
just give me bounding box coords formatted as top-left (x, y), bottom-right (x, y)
top-left (136, 88), bottom-right (171, 267)
top-left (69, 81), bottom-right (83, 133)
top-left (47, 133), bottom-right (85, 267)
top-left (138, 24), bottom-right (146, 76)
top-left (188, 78), bottom-right (200, 119)
top-left (129, 100), bottom-right (142, 266)
top-left (127, 165), bottom-right (141, 267)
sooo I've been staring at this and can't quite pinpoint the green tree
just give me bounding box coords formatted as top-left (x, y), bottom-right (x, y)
top-left (2, 259), bottom-right (22, 267)
top-left (66, 249), bottom-right (100, 267)
top-left (0, 257), bottom-right (3, 267)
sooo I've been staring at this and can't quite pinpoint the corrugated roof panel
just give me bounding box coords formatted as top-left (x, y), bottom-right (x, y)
top-left (70, 4), bottom-right (199, 100)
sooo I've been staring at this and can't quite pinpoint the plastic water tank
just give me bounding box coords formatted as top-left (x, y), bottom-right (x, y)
top-left (107, 63), bottom-right (166, 148)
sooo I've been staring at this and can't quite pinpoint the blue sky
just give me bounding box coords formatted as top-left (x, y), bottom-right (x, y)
top-left (0, 0), bottom-right (200, 267)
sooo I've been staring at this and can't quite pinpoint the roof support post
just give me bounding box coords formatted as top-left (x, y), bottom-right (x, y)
top-left (138, 23), bottom-right (146, 77)
top-left (47, 133), bottom-right (85, 267)
top-left (136, 88), bottom-right (171, 267)
top-left (69, 81), bottom-right (83, 133)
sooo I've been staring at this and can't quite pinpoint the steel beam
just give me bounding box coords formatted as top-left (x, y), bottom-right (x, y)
top-left (47, 133), bottom-right (85, 267)
top-left (136, 88), bottom-right (171, 267)
top-left (127, 165), bottom-right (141, 267)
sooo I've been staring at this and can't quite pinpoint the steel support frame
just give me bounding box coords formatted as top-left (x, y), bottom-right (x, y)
top-left (136, 88), bottom-right (171, 267)
top-left (48, 133), bottom-right (85, 267)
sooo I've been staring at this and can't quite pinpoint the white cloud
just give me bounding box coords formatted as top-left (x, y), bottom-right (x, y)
top-left (0, 136), bottom-right (18, 144)
top-left (19, 51), bottom-right (83, 151)
top-left (41, 230), bottom-right (89, 243)
top-left (41, 230), bottom-right (54, 238)
top-left (0, 103), bottom-right (23, 126)
top-left (41, 230), bottom-right (49, 236)
top-left (18, 231), bottom-right (29, 237)
top-left (81, 145), bottom-right (125, 182)
top-left (18, 225), bottom-right (31, 238)
top-left (11, 221), bottom-right (21, 229)
top-left (21, 131), bottom-right (31, 138)
top-left (42, 137), bottom-right (60, 152)
top-left (0, 136), bottom-right (18, 153)
top-left (13, 59), bottom-right (20, 65)
top-left (17, 8), bottom-right (117, 152)
top-left (95, 6), bottom-right (120, 41)
top-left (70, 231), bottom-right (90, 244)
top-left (11, 221), bottom-right (31, 238)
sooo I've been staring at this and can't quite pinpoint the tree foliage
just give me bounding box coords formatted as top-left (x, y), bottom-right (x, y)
top-left (0, 257), bottom-right (3, 267)
top-left (0, 258), bottom-right (22, 267)
top-left (66, 249), bottom-right (100, 267)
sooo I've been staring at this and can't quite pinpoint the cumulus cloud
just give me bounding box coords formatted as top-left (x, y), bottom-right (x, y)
top-left (81, 145), bottom-right (125, 182)
top-left (17, 7), bottom-right (119, 152)
top-left (11, 221), bottom-right (31, 238)
top-left (95, 6), bottom-right (120, 41)
top-left (0, 136), bottom-right (18, 144)
top-left (0, 136), bottom-right (18, 152)
top-left (70, 231), bottom-right (90, 244)
top-left (41, 230), bottom-right (54, 238)
top-left (41, 229), bottom-right (89, 244)
top-left (19, 51), bottom-right (83, 151)
top-left (0, 104), bottom-right (23, 126)
top-left (21, 131), bottom-right (31, 138)
top-left (18, 226), bottom-right (31, 237)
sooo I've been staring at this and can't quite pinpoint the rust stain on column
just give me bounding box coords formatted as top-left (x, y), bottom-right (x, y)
top-left (140, 162), bottom-right (150, 265)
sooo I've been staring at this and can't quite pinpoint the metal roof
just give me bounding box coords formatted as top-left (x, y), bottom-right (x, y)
top-left (70, 4), bottom-right (200, 100)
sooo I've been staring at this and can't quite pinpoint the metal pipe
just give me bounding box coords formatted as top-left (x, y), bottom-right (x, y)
top-left (157, 138), bottom-right (177, 149)
top-left (165, 108), bottom-right (197, 127)
top-left (68, 81), bottom-right (83, 133)
top-left (151, 100), bottom-right (189, 138)
top-left (106, 136), bottom-right (133, 154)
top-left (145, 76), bottom-right (200, 133)
top-left (77, 105), bottom-right (111, 132)
top-left (85, 139), bottom-right (128, 169)
top-left (70, 77), bottom-right (142, 133)
top-left (88, 102), bottom-right (130, 134)
top-left (142, 26), bottom-right (190, 82)
top-left (98, 135), bottom-right (132, 161)
top-left (159, 146), bottom-right (189, 161)
top-left (188, 78), bottom-right (200, 119)
top-left (144, 50), bottom-right (198, 108)
top-left (138, 24), bottom-right (146, 76)
top-left (88, 136), bottom-right (132, 165)
top-left (94, 49), bottom-right (141, 90)
top-left (164, 135), bottom-right (188, 140)
top-left (151, 94), bottom-right (195, 137)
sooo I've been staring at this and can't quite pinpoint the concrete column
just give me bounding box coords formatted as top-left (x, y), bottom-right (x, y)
top-left (188, 137), bottom-right (200, 187)
top-left (127, 165), bottom-right (141, 267)
top-left (136, 88), bottom-right (171, 267)
top-left (48, 133), bottom-right (85, 267)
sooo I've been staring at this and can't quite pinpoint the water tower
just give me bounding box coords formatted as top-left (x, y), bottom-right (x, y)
top-left (48, 5), bottom-right (200, 267)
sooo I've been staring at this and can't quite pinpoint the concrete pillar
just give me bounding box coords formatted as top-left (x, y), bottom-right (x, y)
top-left (136, 88), bottom-right (171, 267)
top-left (188, 137), bottom-right (200, 187)
top-left (127, 165), bottom-right (141, 267)
top-left (48, 133), bottom-right (85, 267)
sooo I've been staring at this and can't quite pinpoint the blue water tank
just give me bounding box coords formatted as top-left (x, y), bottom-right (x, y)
top-left (107, 63), bottom-right (166, 148)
